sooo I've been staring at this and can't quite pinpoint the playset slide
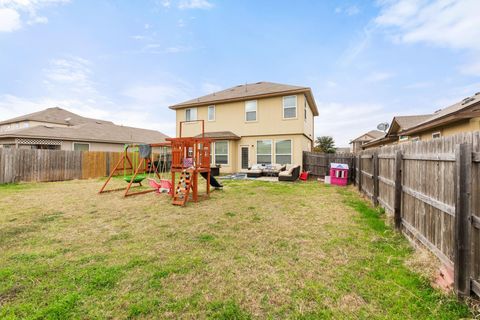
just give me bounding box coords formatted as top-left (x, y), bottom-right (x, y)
top-left (200, 172), bottom-right (223, 188)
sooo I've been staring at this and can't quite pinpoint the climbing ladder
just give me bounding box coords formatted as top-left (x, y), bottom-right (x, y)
top-left (172, 170), bottom-right (192, 206)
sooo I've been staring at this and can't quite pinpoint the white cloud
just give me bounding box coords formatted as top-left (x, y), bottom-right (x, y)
top-left (178, 0), bottom-right (213, 10)
top-left (335, 4), bottom-right (360, 16)
top-left (375, 0), bottom-right (480, 75)
top-left (365, 71), bottom-right (394, 82)
top-left (164, 46), bottom-right (191, 53)
top-left (201, 82), bottom-right (222, 94)
top-left (43, 56), bottom-right (97, 96)
top-left (338, 25), bottom-right (373, 66)
top-left (123, 83), bottom-right (191, 106)
top-left (140, 44), bottom-right (192, 54)
top-left (0, 0), bottom-right (69, 32)
top-left (159, 0), bottom-right (171, 8)
top-left (0, 8), bottom-right (20, 31)
top-left (314, 101), bottom-right (395, 146)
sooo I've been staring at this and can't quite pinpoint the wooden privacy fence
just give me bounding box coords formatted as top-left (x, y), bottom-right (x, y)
top-left (0, 148), bottom-right (171, 184)
top-left (356, 132), bottom-right (480, 298)
top-left (303, 151), bottom-right (356, 182)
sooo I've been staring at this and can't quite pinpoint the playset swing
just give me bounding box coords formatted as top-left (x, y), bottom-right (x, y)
top-left (98, 142), bottom-right (171, 197)
top-left (146, 145), bottom-right (172, 194)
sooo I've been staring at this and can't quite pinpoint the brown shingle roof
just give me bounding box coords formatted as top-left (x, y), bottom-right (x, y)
top-left (0, 107), bottom-right (113, 126)
top-left (169, 81), bottom-right (319, 116)
top-left (401, 93), bottom-right (480, 134)
top-left (394, 114), bottom-right (433, 130)
top-left (194, 131), bottom-right (240, 140)
top-left (0, 118), bottom-right (168, 145)
top-left (351, 130), bottom-right (384, 142)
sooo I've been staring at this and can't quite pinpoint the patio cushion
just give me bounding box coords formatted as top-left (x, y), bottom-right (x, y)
top-left (279, 170), bottom-right (291, 177)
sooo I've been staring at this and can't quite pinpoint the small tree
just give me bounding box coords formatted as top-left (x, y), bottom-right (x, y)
top-left (314, 136), bottom-right (336, 153)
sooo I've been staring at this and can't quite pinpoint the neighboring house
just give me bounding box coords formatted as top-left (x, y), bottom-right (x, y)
top-left (0, 107), bottom-right (168, 151)
top-left (169, 81), bottom-right (319, 173)
top-left (349, 130), bottom-right (384, 153)
top-left (400, 93), bottom-right (480, 140)
top-left (362, 114), bottom-right (432, 149)
top-left (362, 92), bottom-right (480, 149)
top-left (335, 147), bottom-right (351, 154)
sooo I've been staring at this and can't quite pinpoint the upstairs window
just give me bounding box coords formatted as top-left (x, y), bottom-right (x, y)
top-left (304, 97), bottom-right (308, 121)
top-left (283, 95), bottom-right (297, 119)
top-left (185, 108), bottom-right (197, 121)
top-left (245, 100), bottom-right (257, 122)
top-left (208, 105), bottom-right (215, 121)
top-left (432, 132), bottom-right (441, 139)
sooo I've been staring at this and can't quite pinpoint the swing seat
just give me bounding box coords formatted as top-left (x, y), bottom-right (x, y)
top-left (147, 178), bottom-right (172, 194)
top-left (124, 174), bottom-right (146, 184)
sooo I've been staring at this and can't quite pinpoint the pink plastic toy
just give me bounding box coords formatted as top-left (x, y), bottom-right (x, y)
top-left (330, 163), bottom-right (349, 186)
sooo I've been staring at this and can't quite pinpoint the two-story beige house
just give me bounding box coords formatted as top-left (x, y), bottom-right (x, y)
top-left (169, 82), bottom-right (318, 173)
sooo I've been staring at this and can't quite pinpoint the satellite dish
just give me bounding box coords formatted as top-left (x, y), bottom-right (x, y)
top-left (377, 122), bottom-right (390, 132)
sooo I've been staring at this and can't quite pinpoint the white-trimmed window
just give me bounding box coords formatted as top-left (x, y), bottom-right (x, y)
top-left (214, 141), bottom-right (228, 165)
top-left (208, 105), bottom-right (215, 121)
top-left (245, 100), bottom-right (257, 122)
top-left (275, 140), bottom-right (292, 164)
top-left (73, 143), bottom-right (89, 151)
top-left (432, 132), bottom-right (441, 139)
top-left (283, 95), bottom-right (297, 119)
top-left (185, 108), bottom-right (197, 121)
top-left (256, 140), bottom-right (272, 164)
top-left (399, 135), bottom-right (409, 142)
top-left (411, 136), bottom-right (420, 142)
top-left (304, 96), bottom-right (308, 122)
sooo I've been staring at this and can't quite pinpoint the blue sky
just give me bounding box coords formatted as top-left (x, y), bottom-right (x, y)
top-left (1, 0), bottom-right (479, 146)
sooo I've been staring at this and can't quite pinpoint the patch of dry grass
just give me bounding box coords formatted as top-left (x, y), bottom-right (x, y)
top-left (0, 179), bottom-right (471, 319)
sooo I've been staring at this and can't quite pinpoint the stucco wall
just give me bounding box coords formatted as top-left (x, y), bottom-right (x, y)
top-left (213, 134), bottom-right (308, 173)
top-left (60, 141), bottom-right (126, 152)
top-left (175, 94), bottom-right (314, 140)
top-left (415, 118), bottom-right (480, 141)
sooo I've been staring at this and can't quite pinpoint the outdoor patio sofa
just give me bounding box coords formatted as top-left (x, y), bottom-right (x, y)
top-left (278, 164), bottom-right (301, 181)
top-left (246, 164), bottom-right (286, 177)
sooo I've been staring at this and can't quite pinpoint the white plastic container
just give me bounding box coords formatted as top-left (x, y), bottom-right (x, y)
top-left (324, 176), bottom-right (331, 184)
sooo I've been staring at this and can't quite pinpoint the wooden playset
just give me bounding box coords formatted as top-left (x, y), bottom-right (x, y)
top-left (168, 120), bottom-right (216, 206)
top-left (98, 120), bottom-right (222, 206)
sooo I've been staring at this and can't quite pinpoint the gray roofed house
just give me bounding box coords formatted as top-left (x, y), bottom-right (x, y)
top-left (361, 114), bottom-right (433, 149)
top-left (0, 107), bottom-right (168, 151)
top-left (349, 130), bottom-right (385, 153)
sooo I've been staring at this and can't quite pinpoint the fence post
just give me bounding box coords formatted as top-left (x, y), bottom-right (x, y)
top-left (454, 143), bottom-right (472, 297)
top-left (352, 154), bottom-right (356, 186)
top-left (357, 154), bottom-right (362, 192)
top-left (394, 150), bottom-right (403, 230)
top-left (373, 152), bottom-right (379, 206)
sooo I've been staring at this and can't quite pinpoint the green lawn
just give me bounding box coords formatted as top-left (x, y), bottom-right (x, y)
top-left (0, 178), bottom-right (472, 319)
